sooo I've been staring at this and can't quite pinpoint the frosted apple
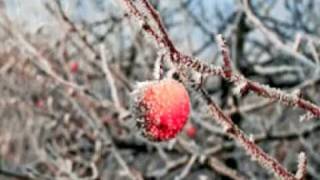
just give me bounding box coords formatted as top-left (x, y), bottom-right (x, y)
top-left (132, 78), bottom-right (190, 141)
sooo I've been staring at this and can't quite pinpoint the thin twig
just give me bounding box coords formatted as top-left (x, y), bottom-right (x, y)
top-left (295, 152), bottom-right (307, 180)
top-left (118, 1), bottom-right (313, 179)
top-left (242, 0), bottom-right (314, 68)
top-left (100, 44), bottom-right (122, 110)
top-left (208, 157), bottom-right (246, 180)
top-left (198, 87), bottom-right (296, 179)
top-left (119, 0), bottom-right (320, 120)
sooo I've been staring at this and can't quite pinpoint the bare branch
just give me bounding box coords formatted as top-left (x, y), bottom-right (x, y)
top-left (295, 152), bottom-right (307, 180)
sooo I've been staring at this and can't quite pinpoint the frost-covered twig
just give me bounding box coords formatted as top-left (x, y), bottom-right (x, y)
top-left (216, 38), bottom-right (320, 120)
top-left (100, 44), bottom-right (122, 110)
top-left (295, 152), bottom-right (307, 180)
top-left (119, 0), bottom-right (320, 120)
top-left (198, 87), bottom-right (296, 180)
top-left (119, 0), bottom-right (313, 179)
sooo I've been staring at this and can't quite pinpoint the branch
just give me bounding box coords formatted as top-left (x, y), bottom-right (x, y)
top-left (119, 0), bottom-right (320, 120)
top-left (198, 87), bottom-right (296, 180)
top-left (208, 157), bottom-right (246, 180)
top-left (140, 0), bottom-right (177, 52)
top-left (100, 44), bottom-right (122, 111)
top-left (295, 152), bottom-right (307, 180)
top-left (216, 35), bottom-right (232, 78)
top-left (119, 0), bottom-right (315, 179)
top-left (241, 0), bottom-right (314, 68)
top-left (216, 34), bottom-right (320, 120)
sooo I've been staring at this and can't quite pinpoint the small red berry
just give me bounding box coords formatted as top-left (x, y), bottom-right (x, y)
top-left (69, 61), bottom-right (79, 73)
top-left (35, 99), bottom-right (45, 109)
top-left (132, 78), bottom-right (190, 141)
top-left (186, 125), bottom-right (197, 138)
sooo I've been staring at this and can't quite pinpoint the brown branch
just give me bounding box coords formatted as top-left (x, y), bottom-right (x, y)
top-left (119, 0), bottom-right (314, 179)
top-left (216, 35), bottom-right (320, 120)
top-left (121, 0), bottom-right (167, 50)
top-left (216, 35), bottom-right (232, 78)
top-left (139, 0), bottom-right (177, 53)
top-left (198, 88), bottom-right (296, 180)
top-left (120, 0), bottom-right (320, 120)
